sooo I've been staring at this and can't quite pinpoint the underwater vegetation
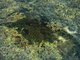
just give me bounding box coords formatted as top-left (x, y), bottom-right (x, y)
top-left (0, 0), bottom-right (80, 60)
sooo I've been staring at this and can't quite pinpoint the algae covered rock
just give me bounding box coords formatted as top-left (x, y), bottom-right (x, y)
top-left (0, 0), bottom-right (80, 60)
